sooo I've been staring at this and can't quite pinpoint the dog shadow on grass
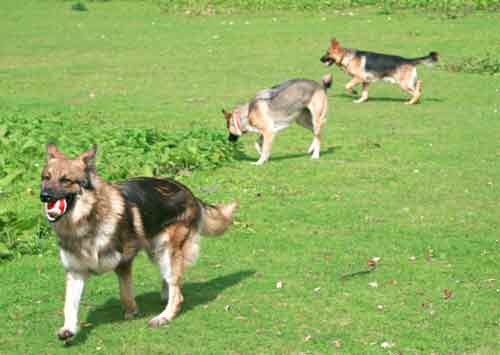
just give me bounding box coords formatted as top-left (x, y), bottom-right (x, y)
top-left (333, 93), bottom-right (444, 103)
top-left (238, 145), bottom-right (340, 163)
top-left (70, 270), bottom-right (255, 346)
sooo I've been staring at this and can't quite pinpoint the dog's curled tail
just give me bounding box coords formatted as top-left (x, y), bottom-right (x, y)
top-left (321, 74), bottom-right (333, 91)
top-left (199, 200), bottom-right (238, 236)
top-left (412, 51), bottom-right (439, 66)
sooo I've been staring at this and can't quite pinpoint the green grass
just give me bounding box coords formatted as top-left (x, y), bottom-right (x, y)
top-left (1, 1), bottom-right (500, 353)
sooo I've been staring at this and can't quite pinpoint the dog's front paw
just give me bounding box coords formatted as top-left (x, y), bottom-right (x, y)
top-left (57, 328), bottom-right (75, 341)
top-left (148, 316), bottom-right (169, 328)
top-left (251, 160), bottom-right (265, 166)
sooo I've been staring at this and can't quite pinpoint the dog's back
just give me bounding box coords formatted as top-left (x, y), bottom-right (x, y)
top-left (255, 79), bottom-right (327, 117)
top-left (116, 177), bottom-right (200, 237)
top-left (356, 50), bottom-right (439, 78)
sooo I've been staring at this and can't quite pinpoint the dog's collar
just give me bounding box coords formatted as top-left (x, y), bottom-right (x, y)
top-left (232, 109), bottom-right (244, 135)
top-left (234, 110), bottom-right (241, 132)
top-left (337, 52), bottom-right (346, 67)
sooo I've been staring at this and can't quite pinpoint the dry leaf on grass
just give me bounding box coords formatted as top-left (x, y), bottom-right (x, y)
top-left (443, 288), bottom-right (454, 300)
top-left (368, 256), bottom-right (381, 267)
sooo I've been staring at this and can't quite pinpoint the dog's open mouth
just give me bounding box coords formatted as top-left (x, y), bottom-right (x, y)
top-left (45, 198), bottom-right (68, 222)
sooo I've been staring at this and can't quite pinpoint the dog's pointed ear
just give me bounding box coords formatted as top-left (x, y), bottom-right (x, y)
top-left (221, 109), bottom-right (232, 120)
top-left (330, 38), bottom-right (340, 49)
top-left (47, 143), bottom-right (67, 160)
top-left (79, 144), bottom-right (97, 170)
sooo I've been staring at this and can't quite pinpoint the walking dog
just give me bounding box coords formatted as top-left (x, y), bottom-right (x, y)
top-left (222, 74), bottom-right (332, 165)
top-left (320, 38), bottom-right (438, 104)
top-left (40, 144), bottom-right (237, 341)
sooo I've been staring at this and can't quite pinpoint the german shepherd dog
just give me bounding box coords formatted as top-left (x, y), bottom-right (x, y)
top-left (222, 74), bottom-right (332, 165)
top-left (320, 38), bottom-right (438, 104)
top-left (40, 144), bottom-right (237, 341)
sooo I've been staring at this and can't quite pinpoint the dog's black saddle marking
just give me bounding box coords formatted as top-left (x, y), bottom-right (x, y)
top-left (117, 177), bottom-right (192, 237)
top-left (357, 50), bottom-right (409, 76)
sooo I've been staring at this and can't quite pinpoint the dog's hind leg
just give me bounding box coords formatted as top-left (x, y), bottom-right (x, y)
top-left (399, 66), bottom-right (421, 105)
top-left (149, 248), bottom-right (185, 327)
top-left (115, 261), bottom-right (139, 319)
top-left (354, 82), bottom-right (369, 103)
top-left (149, 227), bottom-right (191, 328)
top-left (405, 79), bottom-right (422, 105)
top-left (308, 92), bottom-right (328, 159)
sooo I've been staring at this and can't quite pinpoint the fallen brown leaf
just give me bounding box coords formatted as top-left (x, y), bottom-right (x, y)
top-left (368, 256), bottom-right (381, 268)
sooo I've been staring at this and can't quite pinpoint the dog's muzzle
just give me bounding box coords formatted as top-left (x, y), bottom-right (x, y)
top-left (40, 190), bottom-right (75, 223)
top-left (320, 55), bottom-right (335, 66)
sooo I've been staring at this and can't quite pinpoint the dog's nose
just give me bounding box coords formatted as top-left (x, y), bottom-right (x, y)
top-left (40, 191), bottom-right (52, 202)
top-left (228, 134), bottom-right (239, 142)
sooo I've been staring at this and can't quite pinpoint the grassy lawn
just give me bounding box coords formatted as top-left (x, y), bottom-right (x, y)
top-left (1, 1), bottom-right (499, 354)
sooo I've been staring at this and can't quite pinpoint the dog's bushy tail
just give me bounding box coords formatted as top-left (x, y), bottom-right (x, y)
top-left (321, 74), bottom-right (333, 90)
top-left (198, 200), bottom-right (238, 236)
top-left (410, 51), bottom-right (439, 66)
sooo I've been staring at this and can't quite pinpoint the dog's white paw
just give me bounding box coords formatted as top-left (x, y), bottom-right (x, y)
top-left (148, 315), bottom-right (169, 328)
top-left (251, 160), bottom-right (265, 166)
top-left (57, 327), bottom-right (76, 341)
top-left (353, 98), bottom-right (366, 104)
top-left (311, 154), bottom-right (320, 160)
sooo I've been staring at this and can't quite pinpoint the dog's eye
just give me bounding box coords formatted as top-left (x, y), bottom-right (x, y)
top-left (59, 177), bottom-right (72, 184)
top-left (41, 175), bottom-right (50, 181)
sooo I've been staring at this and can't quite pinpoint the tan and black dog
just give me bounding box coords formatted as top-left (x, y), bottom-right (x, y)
top-left (40, 144), bottom-right (237, 341)
top-left (320, 38), bottom-right (438, 104)
top-left (222, 74), bottom-right (332, 165)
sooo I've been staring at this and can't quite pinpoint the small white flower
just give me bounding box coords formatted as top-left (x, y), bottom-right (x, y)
top-left (381, 341), bottom-right (394, 348)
